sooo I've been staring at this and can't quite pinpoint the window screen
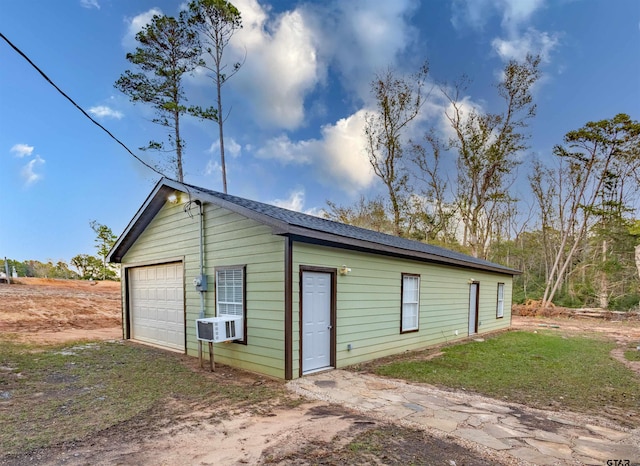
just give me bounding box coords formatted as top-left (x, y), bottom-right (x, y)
top-left (497, 283), bottom-right (505, 318)
top-left (401, 274), bottom-right (420, 332)
top-left (216, 268), bottom-right (244, 317)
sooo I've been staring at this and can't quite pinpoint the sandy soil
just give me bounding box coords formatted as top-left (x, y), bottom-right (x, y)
top-left (3, 279), bottom-right (486, 465)
top-left (1, 279), bottom-right (639, 465)
top-left (6, 400), bottom-right (362, 466)
top-left (512, 314), bottom-right (640, 342)
top-left (0, 278), bottom-right (121, 343)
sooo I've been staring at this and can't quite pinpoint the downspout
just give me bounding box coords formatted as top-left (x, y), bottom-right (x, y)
top-left (196, 200), bottom-right (206, 319)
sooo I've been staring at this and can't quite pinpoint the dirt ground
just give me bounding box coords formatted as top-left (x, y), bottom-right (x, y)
top-left (1, 278), bottom-right (494, 465)
top-left (511, 314), bottom-right (640, 346)
top-left (0, 278), bottom-right (122, 343)
top-left (3, 399), bottom-right (497, 466)
top-left (1, 279), bottom-right (639, 465)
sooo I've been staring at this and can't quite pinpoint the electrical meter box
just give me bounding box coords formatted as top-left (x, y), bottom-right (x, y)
top-left (193, 274), bottom-right (208, 292)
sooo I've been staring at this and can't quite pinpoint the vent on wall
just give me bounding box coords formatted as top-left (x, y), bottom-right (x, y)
top-left (196, 317), bottom-right (243, 343)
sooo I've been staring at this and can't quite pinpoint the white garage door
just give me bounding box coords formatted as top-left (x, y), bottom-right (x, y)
top-left (129, 262), bottom-right (185, 351)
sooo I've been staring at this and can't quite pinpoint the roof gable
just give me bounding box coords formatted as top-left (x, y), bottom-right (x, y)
top-left (108, 178), bottom-right (519, 275)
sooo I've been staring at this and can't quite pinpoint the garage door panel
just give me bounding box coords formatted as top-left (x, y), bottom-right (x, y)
top-left (129, 262), bottom-right (184, 351)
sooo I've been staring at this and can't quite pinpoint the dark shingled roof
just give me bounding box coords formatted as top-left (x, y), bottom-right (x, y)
top-left (184, 182), bottom-right (518, 275)
top-left (109, 178), bottom-right (519, 275)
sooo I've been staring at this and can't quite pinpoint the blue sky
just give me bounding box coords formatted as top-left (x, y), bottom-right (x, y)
top-left (1, 0), bottom-right (639, 264)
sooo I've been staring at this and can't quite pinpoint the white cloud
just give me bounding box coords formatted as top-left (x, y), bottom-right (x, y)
top-left (208, 138), bottom-right (242, 158)
top-left (230, 0), bottom-right (321, 130)
top-left (451, 0), bottom-right (557, 64)
top-left (204, 140), bottom-right (238, 176)
top-left (89, 105), bottom-right (124, 119)
top-left (452, 0), bottom-right (544, 33)
top-left (122, 8), bottom-right (163, 49)
top-left (499, 0), bottom-right (546, 35)
top-left (304, 1), bottom-right (419, 100)
top-left (10, 143), bottom-right (34, 158)
top-left (226, 0), bottom-right (418, 129)
top-left (451, 0), bottom-right (488, 30)
top-left (270, 189), bottom-right (323, 216)
top-left (197, 0), bottom-right (419, 131)
top-left (316, 110), bottom-right (374, 190)
top-left (492, 28), bottom-right (558, 63)
top-left (227, 138), bottom-right (242, 158)
top-left (255, 135), bottom-right (313, 164)
top-left (21, 155), bottom-right (45, 186)
top-left (204, 159), bottom-right (220, 176)
top-left (80, 0), bottom-right (100, 9)
top-left (256, 109), bottom-right (374, 193)
top-left (271, 189), bottom-right (305, 212)
top-left (10, 143), bottom-right (46, 186)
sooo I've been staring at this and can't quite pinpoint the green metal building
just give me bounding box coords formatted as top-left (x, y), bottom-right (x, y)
top-left (108, 178), bottom-right (518, 380)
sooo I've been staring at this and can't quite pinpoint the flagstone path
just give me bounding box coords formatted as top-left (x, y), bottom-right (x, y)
top-left (288, 370), bottom-right (640, 465)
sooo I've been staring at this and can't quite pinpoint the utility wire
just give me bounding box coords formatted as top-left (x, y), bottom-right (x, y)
top-left (0, 31), bottom-right (177, 183)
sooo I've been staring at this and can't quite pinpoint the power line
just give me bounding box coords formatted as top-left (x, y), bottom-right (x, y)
top-left (0, 31), bottom-right (174, 182)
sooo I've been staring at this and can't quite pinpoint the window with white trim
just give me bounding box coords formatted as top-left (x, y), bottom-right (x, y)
top-left (401, 274), bottom-right (420, 333)
top-left (496, 283), bottom-right (505, 318)
top-left (216, 266), bottom-right (246, 342)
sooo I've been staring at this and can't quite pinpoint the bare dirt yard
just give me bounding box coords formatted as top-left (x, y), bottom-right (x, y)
top-left (0, 278), bottom-right (122, 344)
top-left (1, 279), bottom-right (493, 465)
top-left (1, 279), bottom-right (639, 465)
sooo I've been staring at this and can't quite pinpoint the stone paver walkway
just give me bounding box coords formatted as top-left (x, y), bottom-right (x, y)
top-left (287, 370), bottom-right (640, 465)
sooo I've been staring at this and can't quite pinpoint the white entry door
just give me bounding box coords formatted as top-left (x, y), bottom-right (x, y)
top-left (468, 282), bottom-right (479, 335)
top-left (302, 271), bottom-right (332, 374)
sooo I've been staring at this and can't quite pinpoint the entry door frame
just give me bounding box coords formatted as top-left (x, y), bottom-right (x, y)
top-left (299, 265), bottom-right (337, 376)
top-left (468, 281), bottom-right (480, 335)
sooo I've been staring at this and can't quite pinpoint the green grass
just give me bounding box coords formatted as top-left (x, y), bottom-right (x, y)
top-left (625, 348), bottom-right (640, 361)
top-left (0, 340), bottom-right (286, 456)
top-left (374, 331), bottom-right (640, 423)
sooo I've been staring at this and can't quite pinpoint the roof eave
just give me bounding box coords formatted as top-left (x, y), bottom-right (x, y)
top-left (281, 226), bottom-right (521, 275)
top-left (183, 184), bottom-right (290, 233)
top-left (107, 179), bottom-right (171, 263)
top-left (109, 178), bottom-right (521, 276)
top-left (107, 178), bottom-right (291, 263)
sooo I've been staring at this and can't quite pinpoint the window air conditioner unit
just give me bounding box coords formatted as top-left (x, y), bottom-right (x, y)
top-left (196, 316), bottom-right (243, 343)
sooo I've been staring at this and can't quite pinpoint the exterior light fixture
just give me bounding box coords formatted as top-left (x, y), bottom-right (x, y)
top-left (339, 265), bottom-right (351, 275)
top-left (167, 193), bottom-right (178, 204)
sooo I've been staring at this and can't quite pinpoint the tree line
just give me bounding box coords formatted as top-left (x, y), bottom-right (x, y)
top-left (324, 56), bottom-right (640, 311)
top-left (1, 258), bottom-right (79, 280)
top-left (2, 221), bottom-right (118, 281)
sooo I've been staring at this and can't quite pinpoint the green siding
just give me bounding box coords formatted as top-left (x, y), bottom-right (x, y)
top-left (292, 242), bottom-right (513, 379)
top-left (122, 201), bottom-right (285, 379)
top-left (120, 197), bottom-right (513, 381)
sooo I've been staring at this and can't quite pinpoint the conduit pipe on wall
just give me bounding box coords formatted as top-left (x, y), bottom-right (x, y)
top-left (196, 200), bottom-right (206, 319)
